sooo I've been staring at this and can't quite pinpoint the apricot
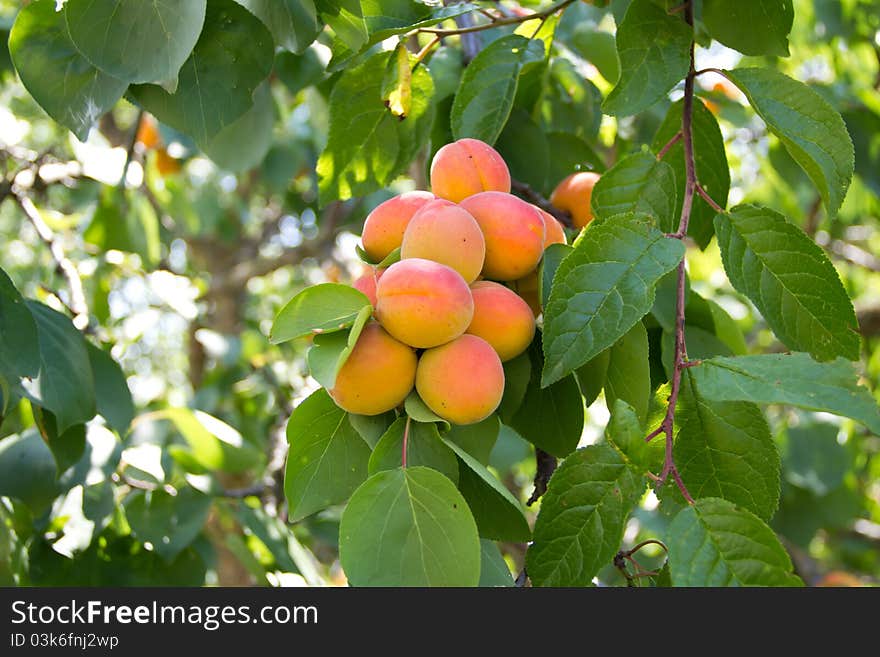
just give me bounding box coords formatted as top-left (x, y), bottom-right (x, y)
top-left (352, 267), bottom-right (384, 307)
top-left (511, 270), bottom-right (541, 317)
top-left (550, 171), bottom-right (600, 229)
top-left (536, 207), bottom-right (567, 247)
top-left (467, 281), bottom-right (536, 361)
top-left (459, 192), bottom-right (545, 281)
top-left (328, 322), bottom-right (417, 415)
top-left (416, 335), bottom-right (504, 425)
top-left (430, 138), bottom-right (511, 203)
top-left (375, 258), bottom-right (474, 349)
top-left (361, 191), bottom-right (435, 262)
top-left (400, 200), bottom-right (485, 283)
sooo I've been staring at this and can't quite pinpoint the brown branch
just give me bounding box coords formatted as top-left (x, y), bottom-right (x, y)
top-left (656, 131), bottom-right (682, 160)
top-left (510, 178), bottom-right (573, 228)
top-left (527, 448), bottom-right (558, 506)
top-left (423, 0), bottom-right (577, 37)
top-left (119, 110), bottom-right (144, 190)
top-left (815, 232), bottom-right (880, 273)
top-left (12, 190), bottom-right (90, 330)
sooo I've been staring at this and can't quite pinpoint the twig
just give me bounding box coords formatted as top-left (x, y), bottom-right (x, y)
top-left (13, 191), bottom-right (90, 330)
top-left (656, 131), bottom-right (682, 160)
top-left (695, 182), bottom-right (725, 213)
top-left (119, 110), bottom-right (144, 191)
top-left (643, 2), bottom-right (697, 505)
top-left (510, 179), bottom-right (573, 228)
top-left (421, 0), bottom-right (577, 37)
top-left (817, 234), bottom-right (880, 273)
top-left (526, 448), bottom-right (557, 506)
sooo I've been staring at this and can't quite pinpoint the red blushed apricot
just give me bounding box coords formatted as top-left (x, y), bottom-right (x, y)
top-left (361, 191), bottom-right (435, 262)
top-left (352, 267), bottom-right (384, 307)
top-left (511, 270), bottom-right (541, 317)
top-left (400, 200), bottom-right (485, 283)
top-left (459, 192), bottom-right (545, 281)
top-left (416, 335), bottom-right (504, 425)
top-left (375, 258), bottom-right (474, 349)
top-left (550, 172), bottom-right (600, 229)
top-left (535, 207), bottom-right (567, 247)
top-left (467, 281), bottom-right (535, 361)
top-left (328, 323), bottom-right (417, 415)
top-left (430, 138), bottom-right (511, 203)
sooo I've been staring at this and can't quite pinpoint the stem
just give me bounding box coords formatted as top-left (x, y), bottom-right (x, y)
top-left (510, 178), bottom-right (573, 227)
top-left (420, 0), bottom-right (577, 37)
top-left (656, 131), bottom-right (682, 160)
top-left (696, 183), bottom-right (725, 213)
top-left (527, 448), bottom-right (558, 506)
top-left (119, 109), bottom-right (144, 191)
top-left (401, 415), bottom-right (411, 468)
top-left (643, 2), bottom-right (698, 505)
top-left (412, 35), bottom-right (441, 67)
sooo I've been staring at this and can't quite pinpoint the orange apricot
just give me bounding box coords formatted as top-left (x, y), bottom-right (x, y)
top-left (352, 267), bottom-right (384, 307)
top-left (400, 199), bottom-right (485, 283)
top-left (511, 270), bottom-right (541, 317)
top-left (430, 138), bottom-right (511, 203)
top-left (459, 191), bottom-right (545, 281)
top-left (375, 258), bottom-right (474, 349)
top-left (361, 191), bottom-right (435, 262)
top-left (467, 281), bottom-right (536, 361)
top-left (328, 322), bottom-right (417, 415)
top-left (535, 207), bottom-right (567, 247)
top-left (416, 335), bottom-right (504, 425)
top-left (549, 172), bottom-right (601, 229)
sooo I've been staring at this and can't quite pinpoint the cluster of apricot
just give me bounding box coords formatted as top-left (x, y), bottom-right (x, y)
top-left (326, 138), bottom-right (599, 426)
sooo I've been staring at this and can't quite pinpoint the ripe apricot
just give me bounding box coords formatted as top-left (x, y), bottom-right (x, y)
top-left (511, 270), bottom-right (541, 317)
top-left (459, 192), bottom-right (545, 281)
top-left (535, 207), bottom-right (567, 247)
top-left (416, 335), bottom-right (504, 425)
top-left (361, 191), bottom-right (435, 262)
top-left (375, 258), bottom-right (474, 349)
top-left (352, 267), bottom-right (384, 307)
top-left (328, 322), bottom-right (417, 415)
top-left (430, 138), bottom-right (511, 203)
top-left (136, 115), bottom-right (161, 150)
top-left (467, 281), bottom-right (536, 361)
top-left (400, 200), bottom-right (485, 283)
top-left (550, 172), bottom-right (600, 229)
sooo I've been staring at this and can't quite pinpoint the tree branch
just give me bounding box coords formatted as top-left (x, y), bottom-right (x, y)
top-left (510, 179), bottom-right (574, 227)
top-left (422, 0), bottom-right (577, 38)
top-left (527, 448), bottom-right (557, 506)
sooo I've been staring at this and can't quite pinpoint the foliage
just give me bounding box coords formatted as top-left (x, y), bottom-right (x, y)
top-left (1, 0), bottom-right (879, 588)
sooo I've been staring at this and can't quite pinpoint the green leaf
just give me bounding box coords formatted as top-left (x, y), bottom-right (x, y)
top-left (725, 67), bottom-right (854, 217)
top-left (781, 422), bottom-right (850, 496)
top-left (479, 540), bottom-right (514, 587)
top-left (495, 109), bottom-right (550, 193)
top-left (539, 58), bottom-right (603, 142)
top-left (9, 0), bottom-right (127, 140)
top-left (498, 351), bottom-right (531, 424)
top-left (715, 205), bottom-right (859, 361)
top-left (152, 408), bottom-right (264, 474)
top-left (441, 437), bottom-right (531, 542)
top-left (512, 342), bottom-right (584, 458)
top-left (129, 0), bottom-right (274, 147)
top-left (605, 321), bottom-right (650, 424)
top-left (527, 443), bottom-right (644, 587)
top-left (64, 0), bottom-right (206, 85)
top-left (667, 498), bottom-right (802, 586)
top-left (602, 0), bottom-right (692, 117)
top-left (702, 0), bottom-right (793, 56)
top-left (339, 466), bottom-right (480, 586)
top-left (540, 243), bottom-right (573, 309)
top-left (451, 35), bottom-right (544, 145)
top-left (369, 419), bottom-right (459, 485)
top-left (671, 371), bottom-right (780, 520)
top-left (86, 343), bottom-right (134, 435)
top-left (316, 0), bottom-right (365, 52)
top-left (542, 213), bottom-right (685, 386)
top-left (306, 305), bottom-right (372, 389)
top-left (317, 50), bottom-right (435, 205)
top-left (203, 82), bottom-right (275, 172)
top-left (590, 151), bottom-right (678, 233)
top-left (33, 406), bottom-right (86, 476)
top-left (570, 25), bottom-right (619, 83)
top-left (271, 283), bottom-right (370, 344)
top-left (0, 268), bottom-right (38, 380)
top-left (285, 389), bottom-right (371, 521)
top-left (347, 411), bottom-right (395, 449)
top-left (576, 350), bottom-right (610, 407)
top-left (544, 132), bottom-right (606, 196)
top-left (126, 487), bottom-right (212, 561)
top-left (83, 189), bottom-right (161, 267)
top-left (689, 354), bottom-right (880, 435)
top-left (0, 430), bottom-right (59, 513)
top-left (445, 415), bottom-right (500, 466)
top-left (605, 399), bottom-right (656, 471)
top-left (652, 98), bottom-right (729, 248)
top-left (20, 302), bottom-right (96, 434)
top-left (236, 0), bottom-right (319, 53)
top-left (403, 391), bottom-right (450, 429)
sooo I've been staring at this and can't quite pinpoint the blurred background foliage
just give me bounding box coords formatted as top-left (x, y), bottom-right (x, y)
top-left (0, 0), bottom-right (878, 586)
